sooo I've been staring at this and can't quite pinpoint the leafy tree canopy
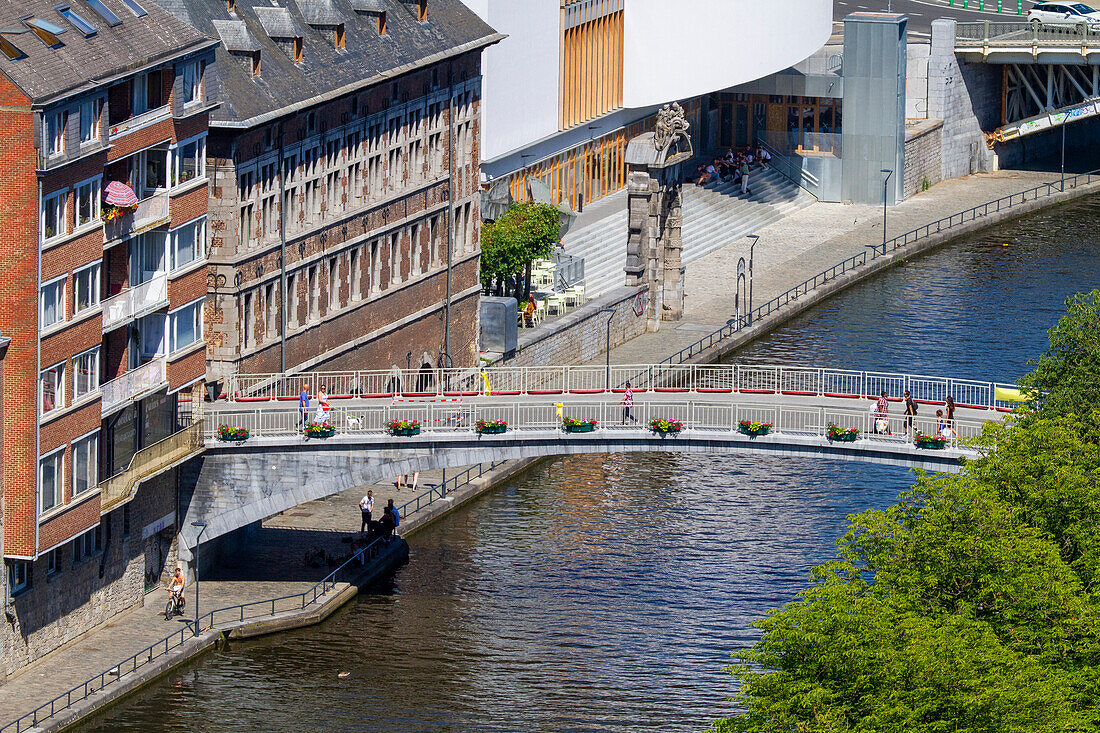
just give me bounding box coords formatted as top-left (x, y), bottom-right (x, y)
top-left (1019, 289), bottom-right (1100, 420)
top-left (479, 201), bottom-right (560, 290)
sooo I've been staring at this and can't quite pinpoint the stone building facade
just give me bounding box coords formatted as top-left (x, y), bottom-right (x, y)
top-left (0, 0), bottom-right (215, 675)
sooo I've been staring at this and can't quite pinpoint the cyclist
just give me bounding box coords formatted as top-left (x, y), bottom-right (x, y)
top-left (167, 567), bottom-right (186, 615)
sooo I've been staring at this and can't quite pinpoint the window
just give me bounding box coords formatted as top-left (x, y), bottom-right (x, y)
top-left (417, 0), bottom-right (426, 21)
top-left (79, 98), bottom-right (101, 142)
top-left (350, 247), bottom-right (361, 301)
top-left (73, 262), bottom-right (100, 314)
top-left (74, 177), bottom-right (101, 228)
top-left (328, 257), bottom-right (339, 311)
top-left (370, 239), bottom-right (381, 293)
top-left (410, 224), bottom-right (422, 277)
top-left (180, 60), bottom-right (204, 107)
top-left (326, 171), bottom-right (341, 214)
top-left (73, 526), bottom-right (102, 562)
top-left (58, 6), bottom-right (97, 37)
top-left (72, 431), bottom-right (99, 496)
top-left (335, 23), bottom-right (345, 49)
top-left (47, 548), bottom-right (60, 576)
top-left (376, 10), bottom-right (386, 34)
top-left (132, 70), bottom-right (163, 115)
top-left (8, 561), bottom-right (29, 595)
top-left (39, 449), bottom-right (63, 513)
top-left (73, 346), bottom-right (99, 399)
top-left (264, 282), bottom-right (277, 340)
top-left (135, 313), bottom-right (166, 362)
top-left (243, 291), bottom-right (254, 349)
top-left (131, 231), bottom-right (167, 285)
top-left (239, 204), bottom-right (253, 248)
top-left (119, 0), bottom-right (147, 16)
top-left (46, 111), bottom-right (66, 158)
top-left (40, 276), bottom-right (65, 329)
top-left (171, 217), bottom-right (205, 270)
top-left (170, 135), bottom-right (206, 187)
top-left (86, 0), bottom-right (121, 25)
top-left (169, 298), bottom-right (203, 353)
top-left (40, 362), bottom-right (64, 414)
top-left (41, 189), bottom-right (66, 243)
top-left (261, 195), bottom-right (277, 241)
top-left (389, 232), bottom-right (401, 286)
top-left (293, 36), bottom-right (303, 63)
top-left (288, 272), bottom-right (300, 327)
top-left (307, 265), bottom-right (319, 321)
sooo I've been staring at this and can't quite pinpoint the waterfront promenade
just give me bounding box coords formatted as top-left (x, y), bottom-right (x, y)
top-left (0, 167), bottom-right (1093, 731)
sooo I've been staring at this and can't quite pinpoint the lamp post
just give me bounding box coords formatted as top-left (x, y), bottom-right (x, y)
top-left (190, 521), bottom-right (207, 636)
top-left (746, 234), bottom-right (760, 325)
top-left (880, 169), bottom-right (893, 254)
top-left (601, 307), bottom-right (616, 390)
top-left (1061, 120), bottom-right (1067, 192)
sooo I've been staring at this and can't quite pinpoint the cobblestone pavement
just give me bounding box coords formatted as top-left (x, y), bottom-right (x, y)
top-left (0, 168), bottom-right (1080, 728)
top-left (582, 169), bottom-right (1067, 367)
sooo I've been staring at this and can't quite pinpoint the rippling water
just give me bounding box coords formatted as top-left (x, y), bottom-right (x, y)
top-left (77, 197), bottom-right (1100, 732)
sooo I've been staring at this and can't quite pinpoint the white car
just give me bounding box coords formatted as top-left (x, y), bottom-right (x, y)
top-left (1028, 1), bottom-right (1100, 25)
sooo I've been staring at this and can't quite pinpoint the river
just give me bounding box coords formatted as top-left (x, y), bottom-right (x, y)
top-left (76, 196), bottom-right (1100, 732)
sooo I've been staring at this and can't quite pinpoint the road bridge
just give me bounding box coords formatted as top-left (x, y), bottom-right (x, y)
top-left (175, 363), bottom-right (1019, 554)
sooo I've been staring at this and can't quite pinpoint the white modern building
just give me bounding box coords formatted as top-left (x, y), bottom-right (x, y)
top-left (461, 0), bottom-right (834, 211)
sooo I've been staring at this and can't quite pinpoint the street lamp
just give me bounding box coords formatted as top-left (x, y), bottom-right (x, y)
top-left (746, 234), bottom-right (760, 325)
top-left (880, 169), bottom-right (893, 254)
top-left (1061, 120), bottom-right (1067, 192)
top-left (190, 521), bottom-right (207, 636)
top-left (600, 307), bottom-right (616, 390)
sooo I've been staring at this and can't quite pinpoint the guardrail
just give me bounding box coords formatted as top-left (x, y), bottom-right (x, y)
top-left (397, 460), bottom-right (507, 519)
top-left (1, 536), bottom-right (388, 733)
top-left (219, 364), bottom-right (1020, 412)
top-left (206, 398), bottom-right (989, 450)
top-left (955, 19), bottom-right (1100, 48)
top-left (101, 275), bottom-right (169, 332)
top-left (102, 191), bottom-right (170, 244)
top-left (755, 134), bottom-right (822, 196)
top-left (101, 358), bottom-right (167, 417)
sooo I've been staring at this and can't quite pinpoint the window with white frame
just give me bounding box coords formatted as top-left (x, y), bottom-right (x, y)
top-left (40, 276), bottom-right (65, 329)
top-left (7, 560), bottom-right (29, 595)
top-left (131, 231), bottom-right (167, 285)
top-left (171, 217), bottom-right (204, 271)
top-left (74, 177), bottom-right (102, 229)
top-left (73, 261), bottom-right (101, 314)
top-left (39, 449), bottom-right (63, 513)
top-left (72, 431), bottom-right (98, 496)
top-left (327, 256), bottom-right (339, 310)
top-left (47, 548), bottom-right (60, 577)
top-left (41, 189), bottom-right (66, 243)
top-left (389, 232), bottom-right (401, 286)
top-left (350, 247), bottom-right (362, 301)
top-left (40, 362), bottom-right (64, 414)
top-left (79, 98), bottom-right (102, 145)
top-left (170, 134), bottom-right (206, 187)
top-left (169, 298), bottom-right (202, 353)
top-left (72, 526), bottom-right (102, 562)
top-left (46, 110), bottom-right (67, 158)
top-left (73, 346), bottom-right (100, 399)
top-left (180, 59), bottom-right (204, 106)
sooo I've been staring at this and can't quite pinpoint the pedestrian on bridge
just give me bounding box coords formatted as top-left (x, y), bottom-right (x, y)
top-left (873, 390), bottom-right (890, 434)
top-left (621, 382), bottom-right (637, 424)
top-left (904, 390), bottom-right (918, 437)
top-left (359, 490), bottom-right (374, 533)
top-left (298, 387), bottom-right (309, 427)
top-left (314, 385), bottom-right (330, 424)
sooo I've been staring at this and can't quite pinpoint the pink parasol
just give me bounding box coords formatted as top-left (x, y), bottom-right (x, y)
top-left (103, 181), bottom-right (138, 207)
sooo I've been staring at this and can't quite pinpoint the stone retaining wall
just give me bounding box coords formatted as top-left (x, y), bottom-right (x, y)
top-left (904, 119), bottom-right (944, 199)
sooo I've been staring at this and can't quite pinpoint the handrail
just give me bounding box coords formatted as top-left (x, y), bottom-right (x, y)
top-left (754, 134), bottom-right (821, 194)
top-left (0, 536), bottom-right (387, 733)
top-left (955, 19), bottom-right (1100, 47)
top-left (397, 460), bottom-right (506, 519)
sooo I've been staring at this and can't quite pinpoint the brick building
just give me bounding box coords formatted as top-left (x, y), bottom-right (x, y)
top-left (0, 0), bottom-right (216, 674)
top-left (154, 0), bottom-right (501, 387)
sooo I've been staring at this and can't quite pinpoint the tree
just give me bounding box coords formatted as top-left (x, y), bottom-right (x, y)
top-left (1019, 289), bottom-right (1100, 420)
top-left (478, 201), bottom-right (560, 297)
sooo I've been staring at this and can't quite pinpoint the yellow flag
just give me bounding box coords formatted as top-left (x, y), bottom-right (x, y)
top-left (555, 402), bottom-right (564, 420)
top-left (481, 372), bottom-right (492, 396)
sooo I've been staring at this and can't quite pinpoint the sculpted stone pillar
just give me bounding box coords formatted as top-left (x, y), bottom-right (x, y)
top-left (623, 103), bottom-right (693, 331)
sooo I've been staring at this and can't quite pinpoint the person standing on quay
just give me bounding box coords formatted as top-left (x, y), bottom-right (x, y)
top-left (621, 381), bottom-right (637, 424)
top-left (904, 390), bottom-right (918, 437)
top-left (359, 490), bottom-right (374, 533)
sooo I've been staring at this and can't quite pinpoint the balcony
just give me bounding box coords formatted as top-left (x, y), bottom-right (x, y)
top-left (103, 192), bottom-right (169, 246)
top-left (101, 357), bottom-right (168, 417)
top-left (108, 104), bottom-right (171, 142)
top-left (101, 275), bottom-right (169, 332)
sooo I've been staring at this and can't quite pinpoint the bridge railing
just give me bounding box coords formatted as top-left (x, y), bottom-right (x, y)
top-left (206, 399), bottom-right (990, 451)
top-left (956, 20), bottom-right (1100, 48)
top-left (215, 364), bottom-right (1022, 413)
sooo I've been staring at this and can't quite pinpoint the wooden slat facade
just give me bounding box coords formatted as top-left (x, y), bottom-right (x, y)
top-left (559, 0), bottom-right (624, 131)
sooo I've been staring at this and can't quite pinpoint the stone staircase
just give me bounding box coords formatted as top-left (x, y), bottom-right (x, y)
top-left (561, 167), bottom-right (816, 298)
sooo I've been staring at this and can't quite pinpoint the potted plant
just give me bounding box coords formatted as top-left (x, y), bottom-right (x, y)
top-left (914, 431), bottom-right (948, 449)
top-left (476, 419), bottom-right (508, 435)
top-left (387, 419), bottom-right (421, 437)
top-left (738, 420), bottom-right (773, 438)
top-left (826, 423), bottom-right (859, 442)
top-left (650, 418), bottom-right (683, 437)
top-left (563, 417), bottom-right (597, 433)
top-left (304, 421), bottom-right (335, 438)
top-left (217, 424), bottom-right (249, 442)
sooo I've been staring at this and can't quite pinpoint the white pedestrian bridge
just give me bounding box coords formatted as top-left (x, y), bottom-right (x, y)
top-left (176, 364), bottom-right (1020, 552)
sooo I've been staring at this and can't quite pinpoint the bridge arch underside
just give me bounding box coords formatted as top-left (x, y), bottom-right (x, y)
top-left (178, 433), bottom-right (973, 553)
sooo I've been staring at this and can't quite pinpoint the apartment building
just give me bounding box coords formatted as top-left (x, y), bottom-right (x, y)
top-left (0, 0), bottom-right (217, 674)
top-left (154, 0), bottom-right (501, 387)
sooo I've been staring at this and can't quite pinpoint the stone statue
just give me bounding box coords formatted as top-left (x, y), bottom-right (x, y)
top-left (653, 102), bottom-right (690, 152)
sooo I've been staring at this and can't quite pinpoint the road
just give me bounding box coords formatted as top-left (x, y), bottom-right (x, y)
top-left (836, 0), bottom-right (1032, 35)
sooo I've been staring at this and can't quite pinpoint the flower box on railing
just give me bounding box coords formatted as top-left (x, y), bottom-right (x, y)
top-left (563, 417), bottom-right (597, 433)
top-left (826, 424), bottom-right (859, 442)
top-left (476, 419), bottom-right (507, 435)
top-left (650, 418), bottom-right (683, 437)
top-left (387, 420), bottom-right (421, 437)
top-left (217, 425), bottom-right (249, 442)
top-left (739, 420), bottom-right (772, 438)
top-left (915, 432), bottom-right (948, 450)
top-left (304, 422), bottom-right (335, 439)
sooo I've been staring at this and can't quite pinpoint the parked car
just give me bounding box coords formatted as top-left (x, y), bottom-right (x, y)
top-left (1028, 1), bottom-right (1100, 25)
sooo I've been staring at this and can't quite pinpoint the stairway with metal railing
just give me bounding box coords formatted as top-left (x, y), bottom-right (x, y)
top-left (561, 167), bottom-right (817, 298)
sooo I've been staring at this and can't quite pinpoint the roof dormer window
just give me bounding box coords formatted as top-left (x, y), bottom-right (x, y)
top-left (418, 0), bottom-right (426, 21)
top-left (255, 7), bottom-right (306, 63)
top-left (23, 17), bottom-right (67, 47)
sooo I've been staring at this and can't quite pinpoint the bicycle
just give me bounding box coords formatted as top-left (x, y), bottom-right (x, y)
top-left (165, 589), bottom-right (186, 620)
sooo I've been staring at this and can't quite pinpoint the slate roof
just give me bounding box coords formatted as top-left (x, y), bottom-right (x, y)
top-left (149, 0), bottom-right (502, 127)
top-left (0, 0), bottom-right (214, 105)
top-left (212, 19), bottom-right (262, 52)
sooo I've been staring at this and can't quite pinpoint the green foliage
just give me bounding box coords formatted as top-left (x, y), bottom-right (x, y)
top-left (1019, 290), bottom-right (1100, 421)
top-left (711, 292), bottom-right (1100, 733)
top-left (479, 201), bottom-right (561, 289)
